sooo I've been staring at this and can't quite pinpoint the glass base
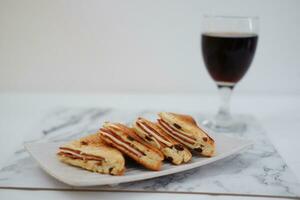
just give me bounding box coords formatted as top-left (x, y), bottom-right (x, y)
top-left (202, 117), bottom-right (246, 133)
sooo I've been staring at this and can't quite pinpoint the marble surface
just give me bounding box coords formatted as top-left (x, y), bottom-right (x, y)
top-left (0, 107), bottom-right (299, 198)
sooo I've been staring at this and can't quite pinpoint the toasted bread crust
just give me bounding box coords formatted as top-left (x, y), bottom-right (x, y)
top-left (158, 112), bottom-right (215, 157)
top-left (103, 122), bottom-right (164, 158)
top-left (161, 113), bottom-right (198, 127)
top-left (57, 155), bottom-right (125, 175)
top-left (99, 122), bottom-right (163, 171)
top-left (57, 133), bottom-right (125, 175)
top-left (133, 117), bottom-right (192, 165)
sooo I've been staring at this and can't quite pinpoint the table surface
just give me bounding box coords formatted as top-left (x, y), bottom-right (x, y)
top-left (0, 93), bottom-right (299, 200)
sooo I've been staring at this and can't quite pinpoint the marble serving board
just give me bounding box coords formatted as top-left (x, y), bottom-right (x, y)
top-left (0, 108), bottom-right (299, 199)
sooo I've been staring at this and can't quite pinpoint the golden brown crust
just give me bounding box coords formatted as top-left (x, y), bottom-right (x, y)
top-left (158, 112), bottom-right (215, 157)
top-left (138, 117), bottom-right (179, 144)
top-left (166, 113), bottom-right (198, 127)
top-left (57, 155), bottom-right (125, 175)
top-left (57, 133), bottom-right (125, 175)
top-left (78, 133), bottom-right (104, 145)
top-left (135, 117), bottom-right (179, 146)
top-left (103, 122), bottom-right (164, 158)
top-left (133, 117), bottom-right (192, 165)
top-left (99, 122), bottom-right (164, 171)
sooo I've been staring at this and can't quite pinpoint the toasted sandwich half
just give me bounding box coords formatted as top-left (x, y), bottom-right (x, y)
top-left (157, 112), bottom-right (215, 157)
top-left (57, 133), bottom-right (125, 175)
top-left (133, 117), bottom-right (192, 165)
top-left (99, 122), bottom-right (164, 171)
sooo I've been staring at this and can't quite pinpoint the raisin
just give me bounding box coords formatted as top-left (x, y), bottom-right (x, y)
top-left (174, 144), bottom-right (184, 151)
top-left (80, 141), bottom-right (88, 145)
top-left (166, 157), bottom-right (173, 162)
top-left (195, 147), bottom-right (203, 153)
top-left (127, 136), bottom-right (134, 141)
top-left (145, 135), bottom-right (153, 141)
top-left (203, 137), bottom-right (208, 142)
top-left (173, 123), bottom-right (182, 129)
top-left (109, 167), bottom-right (114, 174)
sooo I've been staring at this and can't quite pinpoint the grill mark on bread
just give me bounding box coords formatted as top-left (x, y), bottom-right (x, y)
top-left (136, 121), bottom-right (172, 147)
top-left (135, 119), bottom-right (192, 165)
top-left (58, 152), bottom-right (84, 160)
top-left (135, 122), bottom-right (162, 148)
top-left (99, 129), bottom-right (144, 157)
top-left (103, 124), bottom-right (164, 161)
top-left (140, 122), bottom-right (171, 142)
top-left (59, 147), bottom-right (80, 154)
top-left (158, 119), bottom-right (196, 145)
top-left (161, 119), bottom-right (195, 140)
top-left (159, 124), bottom-right (194, 146)
top-left (102, 136), bottom-right (143, 158)
top-left (59, 147), bottom-right (105, 160)
top-left (158, 112), bottom-right (215, 157)
top-left (57, 151), bottom-right (104, 161)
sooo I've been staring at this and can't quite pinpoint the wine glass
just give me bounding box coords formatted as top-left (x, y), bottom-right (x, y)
top-left (201, 15), bottom-right (259, 132)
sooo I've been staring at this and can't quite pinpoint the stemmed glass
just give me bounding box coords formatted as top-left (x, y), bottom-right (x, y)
top-left (201, 15), bottom-right (259, 132)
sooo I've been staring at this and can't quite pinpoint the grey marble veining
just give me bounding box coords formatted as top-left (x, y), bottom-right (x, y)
top-left (0, 107), bottom-right (299, 198)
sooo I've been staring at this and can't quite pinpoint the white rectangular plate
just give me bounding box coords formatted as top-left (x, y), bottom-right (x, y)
top-left (25, 133), bottom-right (252, 187)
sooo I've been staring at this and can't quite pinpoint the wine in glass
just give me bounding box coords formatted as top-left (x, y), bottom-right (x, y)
top-left (201, 15), bottom-right (259, 132)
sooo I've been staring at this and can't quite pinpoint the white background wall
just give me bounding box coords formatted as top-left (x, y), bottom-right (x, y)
top-left (0, 0), bottom-right (299, 94)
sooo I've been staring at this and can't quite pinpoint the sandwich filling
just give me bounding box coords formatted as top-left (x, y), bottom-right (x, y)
top-left (135, 121), bottom-right (173, 147)
top-left (99, 128), bottom-right (144, 157)
top-left (158, 119), bottom-right (196, 145)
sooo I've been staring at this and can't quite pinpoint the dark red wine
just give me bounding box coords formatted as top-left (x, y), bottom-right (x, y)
top-left (202, 32), bottom-right (258, 86)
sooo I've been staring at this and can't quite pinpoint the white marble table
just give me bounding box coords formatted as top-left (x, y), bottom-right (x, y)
top-left (0, 93), bottom-right (299, 200)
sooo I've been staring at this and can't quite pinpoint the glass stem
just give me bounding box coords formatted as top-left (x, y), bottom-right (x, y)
top-left (216, 86), bottom-right (233, 122)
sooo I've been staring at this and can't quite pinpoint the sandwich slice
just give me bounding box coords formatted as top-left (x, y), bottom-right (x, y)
top-left (133, 117), bottom-right (192, 165)
top-left (99, 122), bottom-right (164, 171)
top-left (157, 112), bottom-right (215, 157)
top-left (57, 133), bottom-right (125, 175)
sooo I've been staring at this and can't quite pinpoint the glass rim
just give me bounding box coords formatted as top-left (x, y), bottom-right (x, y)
top-left (203, 15), bottom-right (259, 20)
